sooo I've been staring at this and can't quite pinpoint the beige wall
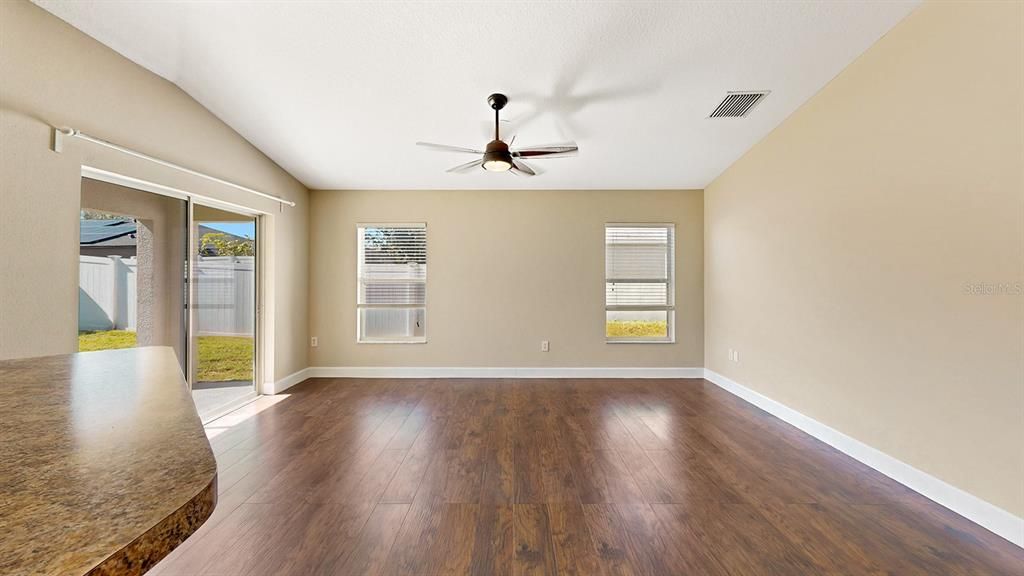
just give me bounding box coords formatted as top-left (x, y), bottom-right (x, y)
top-left (310, 189), bottom-right (703, 368)
top-left (0, 0), bottom-right (309, 381)
top-left (705, 0), bottom-right (1023, 517)
top-left (5, 0), bottom-right (1019, 520)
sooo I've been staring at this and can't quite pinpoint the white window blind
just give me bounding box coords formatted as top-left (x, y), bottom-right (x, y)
top-left (357, 224), bottom-right (426, 343)
top-left (605, 224), bottom-right (675, 342)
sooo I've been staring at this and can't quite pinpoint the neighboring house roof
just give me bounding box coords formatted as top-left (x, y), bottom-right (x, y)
top-left (80, 219), bottom-right (136, 246)
top-left (79, 220), bottom-right (249, 247)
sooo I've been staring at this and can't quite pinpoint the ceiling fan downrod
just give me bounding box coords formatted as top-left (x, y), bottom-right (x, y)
top-left (487, 93), bottom-right (508, 141)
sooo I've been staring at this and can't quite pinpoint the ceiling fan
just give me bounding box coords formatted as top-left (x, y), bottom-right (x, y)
top-left (416, 93), bottom-right (578, 176)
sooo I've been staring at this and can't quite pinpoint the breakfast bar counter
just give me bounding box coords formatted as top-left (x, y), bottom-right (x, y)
top-left (0, 347), bottom-right (217, 575)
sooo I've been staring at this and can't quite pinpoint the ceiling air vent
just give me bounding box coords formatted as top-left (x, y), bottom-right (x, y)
top-left (709, 91), bottom-right (770, 118)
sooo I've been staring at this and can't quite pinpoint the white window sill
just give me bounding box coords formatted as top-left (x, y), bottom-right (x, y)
top-left (605, 339), bottom-right (675, 344)
top-left (358, 339), bottom-right (427, 344)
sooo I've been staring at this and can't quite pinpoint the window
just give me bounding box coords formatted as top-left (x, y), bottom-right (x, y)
top-left (605, 224), bottom-right (675, 342)
top-left (357, 223), bottom-right (426, 343)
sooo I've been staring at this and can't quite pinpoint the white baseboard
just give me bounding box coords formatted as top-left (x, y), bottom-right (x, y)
top-left (265, 367), bottom-right (313, 394)
top-left (703, 369), bottom-right (1024, 549)
top-left (306, 366), bottom-right (705, 379)
top-left (265, 363), bottom-right (1021, 548)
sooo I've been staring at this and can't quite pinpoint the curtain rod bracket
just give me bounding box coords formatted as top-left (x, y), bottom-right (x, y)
top-left (52, 127), bottom-right (74, 153)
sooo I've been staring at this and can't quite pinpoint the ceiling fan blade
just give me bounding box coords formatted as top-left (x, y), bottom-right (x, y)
top-left (512, 142), bottom-right (579, 158)
top-left (513, 141), bottom-right (578, 151)
top-left (513, 150), bottom-right (578, 159)
top-left (417, 142), bottom-right (483, 154)
top-left (510, 159), bottom-right (536, 176)
top-left (480, 119), bottom-right (511, 139)
top-left (446, 159), bottom-right (484, 173)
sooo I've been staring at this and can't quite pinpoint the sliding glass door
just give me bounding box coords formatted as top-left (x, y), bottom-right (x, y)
top-left (189, 204), bottom-right (259, 421)
top-left (78, 178), bottom-right (189, 371)
top-left (79, 176), bottom-right (263, 423)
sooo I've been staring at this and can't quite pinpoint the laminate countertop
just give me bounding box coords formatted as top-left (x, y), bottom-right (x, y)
top-left (0, 347), bottom-right (217, 576)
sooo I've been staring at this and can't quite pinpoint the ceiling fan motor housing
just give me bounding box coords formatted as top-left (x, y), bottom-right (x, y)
top-left (482, 139), bottom-right (512, 171)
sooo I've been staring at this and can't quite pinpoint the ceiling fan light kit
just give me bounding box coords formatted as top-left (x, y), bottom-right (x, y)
top-left (482, 140), bottom-right (513, 172)
top-left (417, 93), bottom-right (578, 177)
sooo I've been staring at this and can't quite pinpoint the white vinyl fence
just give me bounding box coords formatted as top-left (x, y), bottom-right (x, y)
top-left (78, 255), bottom-right (254, 336)
top-left (79, 255), bottom-right (137, 331)
top-left (193, 256), bottom-right (255, 337)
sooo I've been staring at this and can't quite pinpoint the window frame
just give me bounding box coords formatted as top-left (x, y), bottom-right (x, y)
top-left (356, 222), bottom-right (427, 344)
top-left (605, 222), bottom-right (676, 344)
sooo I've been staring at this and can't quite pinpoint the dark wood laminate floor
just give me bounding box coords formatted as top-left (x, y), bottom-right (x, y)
top-left (151, 378), bottom-right (1024, 575)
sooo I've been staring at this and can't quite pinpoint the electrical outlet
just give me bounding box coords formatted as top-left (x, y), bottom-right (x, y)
top-left (733, 349), bottom-right (739, 362)
top-left (311, 336), bottom-right (319, 348)
top-left (541, 340), bottom-right (550, 352)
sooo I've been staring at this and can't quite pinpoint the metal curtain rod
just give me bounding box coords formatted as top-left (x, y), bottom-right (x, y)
top-left (52, 127), bottom-right (297, 207)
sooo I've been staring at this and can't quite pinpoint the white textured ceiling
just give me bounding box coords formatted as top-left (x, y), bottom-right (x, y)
top-left (34, 1), bottom-right (918, 190)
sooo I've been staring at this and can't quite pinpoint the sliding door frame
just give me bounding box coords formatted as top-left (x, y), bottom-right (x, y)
top-left (81, 166), bottom-right (270, 407)
top-left (189, 200), bottom-right (262, 420)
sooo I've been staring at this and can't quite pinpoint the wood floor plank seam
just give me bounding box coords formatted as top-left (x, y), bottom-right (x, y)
top-left (151, 378), bottom-right (1024, 576)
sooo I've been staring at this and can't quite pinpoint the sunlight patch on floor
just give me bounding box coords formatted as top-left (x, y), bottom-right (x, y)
top-left (204, 394), bottom-right (290, 439)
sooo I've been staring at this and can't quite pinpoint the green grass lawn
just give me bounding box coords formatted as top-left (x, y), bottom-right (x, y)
top-left (78, 331), bottom-right (252, 382)
top-left (197, 335), bottom-right (253, 382)
top-left (606, 320), bottom-right (668, 338)
top-left (78, 329), bottom-right (136, 351)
